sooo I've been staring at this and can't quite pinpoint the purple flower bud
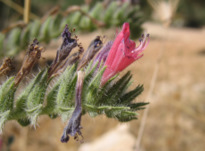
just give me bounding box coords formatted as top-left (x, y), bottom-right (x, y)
top-left (48, 25), bottom-right (78, 77)
top-left (61, 71), bottom-right (84, 143)
top-left (57, 25), bottom-right (77, 62)
top-left (93, 41), bottom-right (113, 67)
top-left (77, 36), bottom-right (103, 70)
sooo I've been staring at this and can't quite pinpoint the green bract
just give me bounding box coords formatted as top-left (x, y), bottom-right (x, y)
top-left (0, 61), bottom-right (148, 131)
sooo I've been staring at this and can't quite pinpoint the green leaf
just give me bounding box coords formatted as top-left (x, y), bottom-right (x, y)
top-left (98, 71), bottom-right (131, 105)
top-left (116, 111), bottom-right (138, 122)
top-left (17, 69), bottom-right (48, 125)
top-left (0, 110), bottom-right (10, 132)
top-left (56, 65), bottom-right (77, 109)
top-left (119, 85), bottom-right (144, 104)
top-left (43, 83), bottom-right (60, 114)
top-left (82, 61), bottom-right (98, 96)
top-left (20, 24), bottom-right (31, 48)
top-left (85, 67), bottom-right (106, 104)
top-left (88, 2), bottom-right (104, 30)
top-left (70, 11), bottom-right (82, 26)
top-left (17, 118), bottom-right (31, 127)
top-left (6, 28), bottom-right (21, 56)
top-left (30, 20), bottom-right (41, 41)
top-left (39, 17), bottom-right (52, 43)
top-left (26, 70), bottom-right (48, 108)
top-left (49, 14), bottom-right (63, 38)
top-left (15, 70), bottom-right (46, 111)
top-left (0, 77), bottom-right (16, 112)
top-left (112, 2), bottom-right (129, 26)
top-left (84, 104), bottom-right (129, 117)
top-left (0, 33), bottom-right (5, 56)
top-left (103, 2), bottom-right (118, 27)
top-left (128, 102), bottom-right (149, 111)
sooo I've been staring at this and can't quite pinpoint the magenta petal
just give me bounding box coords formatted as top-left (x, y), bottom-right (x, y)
top-left (110, 42), bottom-right (125, 71)
top-left (101, 23), bottom-right (150, 85)
top-left (124, 39), bottom-right (136, 56)
top-left (104, 23), bottom-right (130, 67)
top-left (117, 41), bottom-right (135, 71)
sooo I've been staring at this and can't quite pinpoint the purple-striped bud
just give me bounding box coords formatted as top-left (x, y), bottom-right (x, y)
top-left (61, 71), bottom-right (84, 143)
top-left (77, 36), bottom-right (103, 70)
top-left (93, 41), bottom-right (113, 67)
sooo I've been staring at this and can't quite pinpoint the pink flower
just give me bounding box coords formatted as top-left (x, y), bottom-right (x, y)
top-left (101, 22), bottom-right (149, 85)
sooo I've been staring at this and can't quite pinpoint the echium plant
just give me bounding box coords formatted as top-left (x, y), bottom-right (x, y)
top-left (0, 23), bottom-right (149, 143)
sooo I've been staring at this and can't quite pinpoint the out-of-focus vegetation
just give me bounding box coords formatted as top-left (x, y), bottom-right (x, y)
top-left (1, 0), bottom-right (205, 30)
top-left (177, 0), bottom-right (205, 28)
top-left (0, 1), bottom-right (144, 57)
top-left (0, 0), bottom-right (204, 58)
top-left (139, 0), bottom-right (205, 28)
top-left (1, 0), bottom-right (205, 29)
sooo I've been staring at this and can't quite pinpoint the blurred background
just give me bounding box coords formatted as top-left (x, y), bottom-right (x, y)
top-left (0, 0), bottom-right (205, 151)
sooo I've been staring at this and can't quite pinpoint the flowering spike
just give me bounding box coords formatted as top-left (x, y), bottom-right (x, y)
top-left (0, 22), bottom-right (149, 143)
top-left (101, 22), bottom-right (149, 85)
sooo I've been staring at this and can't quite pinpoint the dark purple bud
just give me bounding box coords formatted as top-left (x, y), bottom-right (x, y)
top-left (48, 25), bottom-right (78, 77)
top-left (58, 25), bottom-right (77, 62)
top-left (61, 134), bottom-right (69, 143)
top-left (54, 46), bottom-right (84, 76)
top-left (77, 36), bottom-right (103, 70)
top-left (61, 71), bottom-right (84, 143)
top-left (64, 45), bottom-right (84, 66)
top-left (61, 25), bottom-right (71, 41)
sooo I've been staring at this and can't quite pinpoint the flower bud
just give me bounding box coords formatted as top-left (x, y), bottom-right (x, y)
top-left (61, 71), bottom-right (84, 143)
top-left (77, 36), bottom-right (103, 70)
top-left (48, 25), bottom-right (77, 77)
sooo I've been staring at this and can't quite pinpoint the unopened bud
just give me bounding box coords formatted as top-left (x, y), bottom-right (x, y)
top-left (61, 71), bottom-right (84, 143)
top-left (48, 25), bottom-right (78, 77)
top-left (77, 36), bottom-right (103, 70)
